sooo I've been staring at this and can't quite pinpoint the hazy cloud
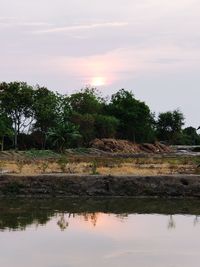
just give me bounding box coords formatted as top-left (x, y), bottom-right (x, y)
top-left (33, 22), bottom-right (129, 34)
top-left (0, 0), bottom-right (200, 126)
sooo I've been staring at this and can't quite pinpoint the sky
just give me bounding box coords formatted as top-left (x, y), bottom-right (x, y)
top-left (0, 0), bottom-right (200, 127)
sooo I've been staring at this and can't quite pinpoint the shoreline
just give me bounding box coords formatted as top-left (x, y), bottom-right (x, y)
top-left (0, 174), bottom-right (200, 198)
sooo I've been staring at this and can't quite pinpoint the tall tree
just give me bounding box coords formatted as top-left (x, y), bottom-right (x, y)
top-left (33, 86), bottom-right (61, 149)
top-left (0, 112), bottom-right (13, 151)
top-left (106, 89), bottom-right (155, 142)
top-left (66, 87), bottom-right (105, 145)
top-left (0, 82), bottom-right (34, 149)
top-left (181, 127), bottom-right (200, 145)
top-left (94, 115), bottom-right (119, 139)
top-left (70, 113), bottom-right (95, 145)
top-left (68, 87), bottom-right (103, 114)
top-left (156, 110), bottom-right (184, 144)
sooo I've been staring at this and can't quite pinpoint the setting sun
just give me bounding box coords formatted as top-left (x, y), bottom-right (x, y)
top-left (91, 76), bottom-right (106, 87)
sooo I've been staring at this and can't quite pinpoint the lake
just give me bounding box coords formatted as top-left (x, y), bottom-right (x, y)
top-left (0, 198), bottom-right (200, 267)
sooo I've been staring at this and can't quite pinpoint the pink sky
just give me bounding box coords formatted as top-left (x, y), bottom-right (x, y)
top-left (0, 0), bottom-right (200, 126)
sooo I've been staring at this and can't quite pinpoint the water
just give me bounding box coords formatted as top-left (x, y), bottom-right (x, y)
top-left (0, 198), bottom-right (200, 267)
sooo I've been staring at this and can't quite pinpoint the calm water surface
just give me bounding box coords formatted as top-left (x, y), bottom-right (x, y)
top-left (0, 198), bottom-right (200, 267)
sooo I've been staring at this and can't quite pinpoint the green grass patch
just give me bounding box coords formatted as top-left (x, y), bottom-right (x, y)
top-left (24, 149), bottom-right (60, 159)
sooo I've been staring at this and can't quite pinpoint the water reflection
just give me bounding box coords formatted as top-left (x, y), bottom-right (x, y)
top-left (57, 214), bottom-right (69, 231)
top-left (194, 215), bottom-right (200, 226)
top-left (0, 198), bottom-right (200, 231)
top-left (55, 212), bottom-right (200, 232)
top-left (0, 198), bottom-right (200, 267)
top-left (168, 215), bottom-right (176, 229)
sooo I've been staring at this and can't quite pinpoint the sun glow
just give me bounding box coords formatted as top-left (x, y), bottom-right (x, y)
top-left (91, 76), bottom-right (106, 87)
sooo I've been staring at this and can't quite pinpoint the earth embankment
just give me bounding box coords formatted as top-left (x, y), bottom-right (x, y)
top-left (0, 174), bottom-right (200, 198)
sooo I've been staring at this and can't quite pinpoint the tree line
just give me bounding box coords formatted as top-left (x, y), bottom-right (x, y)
top-left (0, 81), bottom-right (199, 152)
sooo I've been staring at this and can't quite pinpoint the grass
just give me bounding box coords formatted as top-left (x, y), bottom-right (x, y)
top-left (39, 161), bottom-right (49, 174)
top-left (1, 149), bottom-right (200, 176)
top-left (0, 161), bottom-right (6, 174)
top-left (24, 149), bottom-right (60, 159)
top-left (16, 159), bottom-right (25, 173)
top-left (57, 156), bottom-right (69, 173)
top-left (72, 148), bottom-right (91, 154)
top-left (90, 160), bottom-right (99, 175)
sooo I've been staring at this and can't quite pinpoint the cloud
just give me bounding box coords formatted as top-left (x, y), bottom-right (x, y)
top-left (33, 22), bottom-right (129, 34)
top-left (0, 16), bottom-right (17, 21)
top-left (18, 22), bottom-right (53, 27)
top-left (0, 19), bottom-right (52, 28)
top-left (48, 42), bottom-right (200, 88)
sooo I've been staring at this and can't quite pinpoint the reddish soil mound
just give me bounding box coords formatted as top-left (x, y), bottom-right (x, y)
top-left (90, 139), bottom-right (171, 154)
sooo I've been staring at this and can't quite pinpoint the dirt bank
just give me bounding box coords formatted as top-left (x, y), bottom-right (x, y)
top-left (0, 174), bottom-right (200, 198)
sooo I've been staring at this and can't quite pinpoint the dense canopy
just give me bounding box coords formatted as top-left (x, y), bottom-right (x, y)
top-left (0, 81), bottom-right (199, 151)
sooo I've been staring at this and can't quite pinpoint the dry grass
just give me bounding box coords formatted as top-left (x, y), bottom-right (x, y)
top-left (0, 157), bottom-right (196, 176)
top-left (0, 149), bottom-right (198, 175)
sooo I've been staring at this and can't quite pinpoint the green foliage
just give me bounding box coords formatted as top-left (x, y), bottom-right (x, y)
top-left (0, 80), bottom-right (197, 148)
top-left (47, 122), bottom-right (81, 152)
top-left (156, 110), bottom-right (185, 144)
top-left (25, 149), bottom-right (59, 159)
top-left (94, 115), bottom-right (119, 138)
top-left (70, 113), bottom-right (95, 145)
top-left (0, 81), bottom-right (34, 148)
top-left (74, 147), bottom-right (90, 154)
top-left (33, 86), bottom-right (62, 148)
top-left (182, 127), bottom-right (200, 145)
top-left (70, 113), bottom-right (119, 145)
top-left (0, 112), bottom-right (13, 151)
top-left (68, 87), bottom-right (103, 114)
top-left (171, 127), bottom-right (200, 146)
top-left (57, 156), bottom-right (69, 173)
top-left (106, 89), bottom-right (155, 142)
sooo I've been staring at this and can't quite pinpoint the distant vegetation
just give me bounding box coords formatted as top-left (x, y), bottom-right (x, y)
top-left (0, 81), bottom-right (199, 151)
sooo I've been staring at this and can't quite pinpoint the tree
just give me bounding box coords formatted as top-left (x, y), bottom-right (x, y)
top-left (180, 127), bottom-right (200, 145)
top-left (67, 87), bottom-right (107, 145)
top-left (33, 86), bottom-right (61, 149)
top-left (106, 89), bottom-right (155, 142)
top-left (70, 113), bottom-right (95, 146)
top-left (0, 112), bottom-right (13, 151)
top-left (0, 82), bottom-right (34, 149)
top-left (68, 87), bottom-right (103, 114)
top-left (47, 122), bottom-right (81, 153)
top-left (156, 110), bottom-right (184, 144)
top-left (94, 115), bottom-right (119, 139)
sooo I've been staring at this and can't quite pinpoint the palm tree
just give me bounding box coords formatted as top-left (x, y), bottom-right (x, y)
top-left (47, 122), bottom-right (81, 153)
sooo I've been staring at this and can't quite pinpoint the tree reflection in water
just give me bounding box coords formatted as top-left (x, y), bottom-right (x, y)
top-left (168, 215), bottom-right (176, 229)
top-left (82, 213), bottom-right (99, 227)
top-left (57, 213), bottom-right (100, 230)
top-left (194, 216), bottom-right (199, 226)
top-left (55, 212), bottom-right (199, 232)
top-left (0, 198), bottom-right (200, 231)
top-left (57, 214), bottom-right (69, 231)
